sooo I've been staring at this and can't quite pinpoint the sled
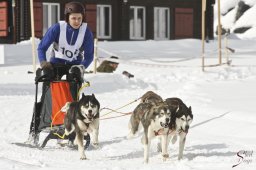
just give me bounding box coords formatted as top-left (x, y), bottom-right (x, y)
top-left (27, 64), bottom-right (90, 149)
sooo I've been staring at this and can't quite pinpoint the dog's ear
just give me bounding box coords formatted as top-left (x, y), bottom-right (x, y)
top-left (175, 106), bottom-right (180, 112)
top-left (189, 106), bottom-right (192, 111)
top-left (188, 106), bottom-right (192, 115)
top-left (152, 107), bottom-right (159, 116)
top-left (82, 93), bottom-right (85, 98)
top-left (92, 93), bottom-right (95, 98)
top-left (153, 111), bottom-right (158, 116)
top-left (173, 100), bottom-right (179, 106)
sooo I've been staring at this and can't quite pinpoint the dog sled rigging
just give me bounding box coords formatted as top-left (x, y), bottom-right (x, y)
top-left (13, 69), bottom-right (195, 162)
top-left (43, 105), bottom-right (174, 144)
top-left (18, 64), bottom-right (136, 150)
top-left (17, 64), bottom-right (186, 154)
top-left (99, 97), bottom-right (141, 119)
top-left (18, 66), bottom-right (177, 148)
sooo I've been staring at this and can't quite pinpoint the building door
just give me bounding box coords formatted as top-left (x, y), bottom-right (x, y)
top-left (0, 1), bottom-right (13, 43)
top-left (154, 7), bottom-right (170, 40)
top-left (85, 4), bottom-right (96, 37)
top-left (175, 8), bottom-right (193, 39)
top-left (129, 6), bottom-right (146, 40)
top-left (0, 1), bottom-right (8, 37)
top-left (97, 5), bottom-right (112, 39)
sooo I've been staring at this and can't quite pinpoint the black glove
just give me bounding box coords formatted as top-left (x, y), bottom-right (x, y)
top-left (69, 65), bottom-right (85, 74)
top-left (68, 65), bottom-right (85, 83)
top-left (40, 61), bottom-right (54, 80)
top-left (40, 61), bottom-right (53, 70)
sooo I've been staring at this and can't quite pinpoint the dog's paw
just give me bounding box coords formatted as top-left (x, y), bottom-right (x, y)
top-left (126, 132), bottom-right (136, 139)
top-left (92, 142), bottom-right (99, 148)
top-left (162, 154), bottom-right (169, 161)
top-left (162, 153), bottom-right (169, 159)
top-left (143, 158), bottom-right (149, 164)
top-left (80, 155), bottom-right (87, 160)
top-left (64, 129), bottom-right (71, 136)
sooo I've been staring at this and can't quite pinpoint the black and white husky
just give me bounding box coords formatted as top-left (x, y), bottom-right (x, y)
top-left (127, 101), bottom-right (172, 163)
top-left (62, 93), bottom-right (100, 160)
top-left (158, 97), bottom-right (193, 160)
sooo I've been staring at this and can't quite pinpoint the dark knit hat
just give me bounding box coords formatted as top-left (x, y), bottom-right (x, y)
top-left (64, 2), bottom-right (85, 22)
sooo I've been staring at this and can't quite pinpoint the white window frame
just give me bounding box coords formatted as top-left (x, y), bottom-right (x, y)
top-left (97, 5), bottom-right (112, 39)
top-left (129, 6), bottom-right (146, 40)
top-left (154, 7), bottom-right (170, 40)
top-left (43, 3), bottom-right (60, 35)
top-left (20, 0), bottom-right (25, 38)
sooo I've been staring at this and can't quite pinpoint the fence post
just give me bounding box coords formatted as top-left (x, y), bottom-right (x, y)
top-left (30, 0), bottom-right (36, 73)
top-left (0, 45), bottom-right (4, 64)
top-left (217, 0), bottom-right (222, 65)
top-left (224, 34), bottom-right (229, 64)
top-left (93, 38), bottom-right (98, 74)
top-left (201, 0), bottom-right (206, 71)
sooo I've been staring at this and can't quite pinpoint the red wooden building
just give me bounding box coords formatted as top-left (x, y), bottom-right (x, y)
top-left (0, 0), bottom-right (215, 44)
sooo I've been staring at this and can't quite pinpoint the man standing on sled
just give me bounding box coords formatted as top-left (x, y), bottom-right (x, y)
top-left (26, 1), bottom-right (94, 145)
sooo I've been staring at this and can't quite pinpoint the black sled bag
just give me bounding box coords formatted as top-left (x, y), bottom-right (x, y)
top-left (38, 81), bottom-right (74, 130)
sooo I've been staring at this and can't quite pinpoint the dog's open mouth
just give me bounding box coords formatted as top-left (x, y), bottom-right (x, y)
top-left (87, 117), bottom-right (93, 122)
top-left (85, 114), bottom-right (94, 122)
top-left (179, 128), bottom-right (189, 134)
top-left (160, 122), bottom-right (169, 128)
top-left (84, 117), bottom-right (93, 123)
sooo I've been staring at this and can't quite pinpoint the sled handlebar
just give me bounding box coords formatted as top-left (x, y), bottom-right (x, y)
top-left (35, 64), bottom-right (84, 84)
top-left (35, 74), bottom-right (49, 84)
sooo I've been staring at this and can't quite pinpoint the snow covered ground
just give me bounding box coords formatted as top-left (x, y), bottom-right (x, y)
top-left (1, 1), bottom-right (256, 169)
top-left (0, 38), bottom-right (256, 170)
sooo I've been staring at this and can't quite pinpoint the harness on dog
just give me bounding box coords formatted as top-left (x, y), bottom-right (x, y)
top-left (80, 119), bottom-right (90, 128)
top-left (154, 129), bottom-right (175, 136)
top-left (50, 109), bottom-right (66, 139)
top-left (178, 128), bottom-right (188, 134)
top-left (154, 128), bottom-right (167, 136)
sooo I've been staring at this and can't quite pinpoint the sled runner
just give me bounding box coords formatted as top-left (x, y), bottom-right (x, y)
top-left (25, 64), bottom-right (90, 149)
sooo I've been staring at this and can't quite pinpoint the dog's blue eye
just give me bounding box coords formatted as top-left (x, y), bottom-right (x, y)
top-left (181, 118), bottom-right (185, 121)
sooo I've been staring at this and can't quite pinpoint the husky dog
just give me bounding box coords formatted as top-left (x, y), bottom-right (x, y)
top-left (158, 97), bottom-right (193, 160)
top-left (62, 93), bottom-right (100, 160)
top-left (127, 101), bottom-right (172, 163)
top-left (140, 91), bottom-right (163, 105)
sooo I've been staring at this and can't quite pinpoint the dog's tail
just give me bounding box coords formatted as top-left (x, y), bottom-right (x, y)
top-left (61, 102), bottom-right (71, 114)
top-left (127, 120), bottom-right (141, 139)
top-left (64, 124), bottom-right (75, 136)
